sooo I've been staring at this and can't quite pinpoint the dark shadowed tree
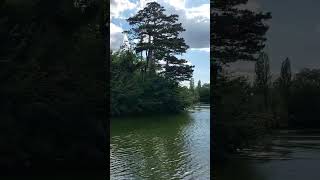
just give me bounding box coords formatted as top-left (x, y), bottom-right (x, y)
top-left (211, 0), bottom-right (272, 133)
top-left (279, 57), bottom-right (291, 124)
top-left (0, 0), bottom-right (107, 172)
top-left (211, 0), bottom-right (272, 161)
top-left (211, 0), bottom-right (272, 62)
top-left (254, 52), bottom-right (271, 109)
top-left (211, 0), bottom-right (271, 83)
top-left (280, 57), bottom-right (291, 99)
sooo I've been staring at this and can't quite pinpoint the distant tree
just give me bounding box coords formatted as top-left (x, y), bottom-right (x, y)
top-left (127, 2), bottom-right (193, 82)
top-left (279, 57), bottom-right (291, 97)
top-left (254, 52), bottom-right (271, 109)
top-left (197, 80), bottom-right (201, 95)
top-left (190, 78), bottom-right (195, 93)
top-left (279, 57), bottom-right (291, 124)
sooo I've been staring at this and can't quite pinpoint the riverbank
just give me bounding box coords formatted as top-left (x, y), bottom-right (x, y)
top-left (111, 102), bottom-right (209, 118)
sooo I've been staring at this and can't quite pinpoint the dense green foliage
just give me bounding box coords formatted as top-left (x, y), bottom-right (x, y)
top-left (111, 50), bottom-right (193, 116)
top-left (0, 0), bottom-right (107, 172)
top-left (288, 69), bottom-right (320, 127)
top-left (198, 82), bottom-right (210, 103)
top-left (213, 74), bottom-right (273, 161)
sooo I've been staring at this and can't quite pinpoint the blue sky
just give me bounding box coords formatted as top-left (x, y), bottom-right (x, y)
top-left (110, 0), bottom-right (210, 86)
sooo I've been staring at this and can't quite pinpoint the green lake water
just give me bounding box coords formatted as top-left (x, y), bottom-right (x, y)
top-left (110, 104), bottom-right (210, 180)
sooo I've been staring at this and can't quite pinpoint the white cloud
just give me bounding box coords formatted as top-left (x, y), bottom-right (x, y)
top-left (180, 80), bottom-right (190, 87)
top-left (159, 60), bottom-right (166, 65)
top-left (111, 0), bottom-right (210, 50)
top-left (110, 22), bottom-right (123, 33)
top-left (110, 23), bottom-right (124, 50)
top-left (190, 48), bottom-right (210, 52)
top-left (164, 0), bottom-right (186, 10)
top-left (158, 59), bottom-right (192, 66)
top-left (184, 61), bottom-right (192, 66)
top-left (185, 4), bottom-right (210, 19)
top-left (155, 0), bottom-right (210, 49)
top-left (110, 0), bottom-right (137, 19)
top-left (136, 0), bottom-right (155, 11)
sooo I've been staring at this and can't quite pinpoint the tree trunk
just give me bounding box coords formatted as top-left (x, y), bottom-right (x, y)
top-left (264, 88), bottom-right (268, 111)
top-left (145, 50), bottom-right (148, 74)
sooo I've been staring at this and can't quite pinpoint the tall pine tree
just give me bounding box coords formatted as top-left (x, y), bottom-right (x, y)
top-left (279, 57), bottom-right (291, 125)
top-left (127, 2), bottom-right (193, 82)
top-left (280, 57), bottom-right (291, 94)
top-left (211, 0), bottom-right (271, 82)
top-left (211, 0), bottom-right (272, 121)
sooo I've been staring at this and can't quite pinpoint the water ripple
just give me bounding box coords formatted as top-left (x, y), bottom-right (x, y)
top-left (110, 106), bottom-right (210, 179)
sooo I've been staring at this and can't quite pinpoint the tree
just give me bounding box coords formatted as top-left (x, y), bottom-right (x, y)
top-left (211, 0), bottom-right (272, 63)
top-left (211, 0), bottom-right (272, 130)
top-left (197, 80), bottom-right (202, 92)
top-left (211, 0), bottom-right (271, 82)
top-left (279, 57), bottom-right (291, 125)
top-left (190, 78), bottom-right (195, 93)
top-left (280, 57), bottom-right (291, 97)
top-left (254, 52), bottom-right (271, 109)
top-left (211, 0), bottom-right (272, 161)
top-left (111, 50), bottom-right (194, 116)
top-left (127, 2), bottom-right (193, 82)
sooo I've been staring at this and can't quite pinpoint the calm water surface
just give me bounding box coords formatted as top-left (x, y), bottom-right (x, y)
top-left (215, 129), bottom-right (320, 180)
top-left (110, 104), bottom-right (210, 180)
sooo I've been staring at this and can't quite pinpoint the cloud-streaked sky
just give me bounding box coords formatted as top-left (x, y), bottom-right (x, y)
top-left (110, 0), bottom-right (210, 86)
top-left (228, 0), bottom-right (320, 79)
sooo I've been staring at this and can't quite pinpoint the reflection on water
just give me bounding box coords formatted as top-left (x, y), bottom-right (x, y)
top-left (110, 104), bottom-right (210, 180)
top-left (215, 130), bottom-right (320, 180)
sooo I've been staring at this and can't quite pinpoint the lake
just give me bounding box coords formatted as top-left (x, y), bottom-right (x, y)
top-left (110, 104), bottom-right (210, 180)
top-left (215, 129), bottom-right (320, 180)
